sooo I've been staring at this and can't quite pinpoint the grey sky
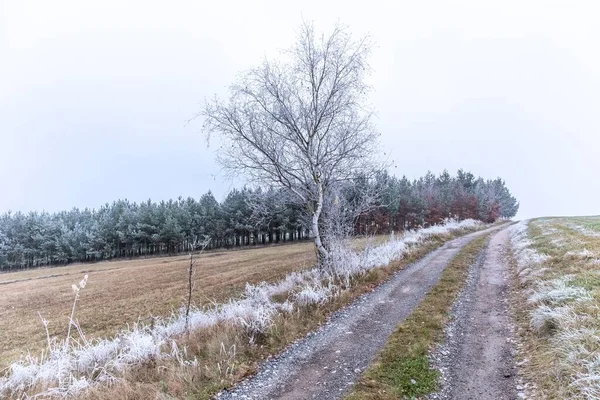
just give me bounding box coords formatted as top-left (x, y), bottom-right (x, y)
top-left (1, 0), bottom-right (598, 219)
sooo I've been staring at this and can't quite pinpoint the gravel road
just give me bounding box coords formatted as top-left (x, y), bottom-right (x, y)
top-left (217, 225), bottom-right (505, 400)
top-left (430, 227), bottom-right (518, 400)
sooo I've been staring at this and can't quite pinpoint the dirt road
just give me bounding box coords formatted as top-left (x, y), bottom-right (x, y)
top-left (218, 225), bottom-right (507, 400)
top-left (430, 227), bottom-right (518, 400)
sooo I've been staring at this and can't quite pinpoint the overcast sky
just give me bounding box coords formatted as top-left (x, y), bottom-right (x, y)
top-left (1, 0), bottom-right (598, 219)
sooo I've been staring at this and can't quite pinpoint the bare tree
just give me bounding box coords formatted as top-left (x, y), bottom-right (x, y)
top-left (202, 22), bottom-right (380, 265)
top-left (322, 178), bottom-right (381, 243)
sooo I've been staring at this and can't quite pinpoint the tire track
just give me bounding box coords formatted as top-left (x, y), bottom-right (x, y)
top-left (217, 225), bottom-right (505, 400)
top-left (430, 227), bottom-right (518, 400)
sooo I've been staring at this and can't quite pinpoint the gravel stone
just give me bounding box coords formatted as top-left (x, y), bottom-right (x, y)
top-left (217, 225), bottom-right (505, 400)
top-left (429, 227), bottom-right (519, 400)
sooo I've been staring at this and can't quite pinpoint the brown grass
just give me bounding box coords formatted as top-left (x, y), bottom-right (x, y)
top-left (510, 217), bottom-right (600, 399)
top-left (0, 228), bottom-right (483, 399)
top-left (80, 229), bottom-right (482, 400)
top-left (0, 235), bottom-right (395, 371)
top-left (0, 242), bottom-right (316, 369)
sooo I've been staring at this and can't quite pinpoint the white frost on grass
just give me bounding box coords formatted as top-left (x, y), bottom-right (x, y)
top-left (511, 221), bottom-right (592, 332)
top-left (574, 351), bottom-right (600, 400)
top-left (529, 276), bottom-right (592, 306)
top-left (511, 219), bottom-right (600, 399)
top-left (564, 249), bottom-right (596, 261)
top-left (510, 222), bottom-right (550, 270)
top-left (294, 283), bottom-right (338, 307)
top-left (0, 218), bottom-right (483, 398)
top-left (509, 221), bottom-right (551, 284)
top-left (565, 222), bottom-right (600, 239)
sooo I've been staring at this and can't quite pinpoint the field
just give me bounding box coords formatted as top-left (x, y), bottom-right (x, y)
top-left (0, 221), bottom-right (488, 399)
top-left (510, 216), bottom-right (600, 399)
top-left (0, 234), bottom-right (389, 371)
top-left (0, 241), bottom-right (317, 369)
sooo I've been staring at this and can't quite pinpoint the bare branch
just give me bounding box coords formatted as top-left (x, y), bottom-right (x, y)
top-left (202, 22), bottom-right (382, 266)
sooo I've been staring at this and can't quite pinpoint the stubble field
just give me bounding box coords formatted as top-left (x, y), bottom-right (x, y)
top-left (0, 242), bottom-right (318, 369)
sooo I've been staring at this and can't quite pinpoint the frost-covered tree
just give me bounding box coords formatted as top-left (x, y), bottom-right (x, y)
top-left (202, 22), bottom-right (380, 264)
top-left (0, 170), bottom-right (518, 271)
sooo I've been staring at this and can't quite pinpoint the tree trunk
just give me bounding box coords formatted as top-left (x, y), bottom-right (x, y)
top-left (312, 180), bottom-right (329, 266)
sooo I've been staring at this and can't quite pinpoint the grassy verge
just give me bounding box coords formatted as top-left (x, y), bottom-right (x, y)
top-left (346, 234), bottom-right (490, 400)
top-left (509, 217), bottom-right (600, 399)
top-left (78, 228), bottom-right (486, 400)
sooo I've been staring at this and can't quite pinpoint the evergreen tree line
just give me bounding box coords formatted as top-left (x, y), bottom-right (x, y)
top-left (357, 169), bottom-right (519, 234)
top-left (0, 170), bottom-right (518, 270)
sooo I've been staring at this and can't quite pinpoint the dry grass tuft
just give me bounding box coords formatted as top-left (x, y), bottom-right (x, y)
top-left (509, 217), bottom-right (600, 399)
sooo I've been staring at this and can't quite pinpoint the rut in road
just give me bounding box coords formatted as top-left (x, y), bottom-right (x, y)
top-left (431, 226), bottom-right (518, 400)
top-left (218, 225), bottom-right (504, 400)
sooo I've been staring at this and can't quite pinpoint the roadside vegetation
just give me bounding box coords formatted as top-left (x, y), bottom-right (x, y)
top-left (510, 217), bottom-right (600, 399)
top-left (0, 220), bottom-right (484, 399)
top-left (0, 241), bottom-right (316, 370)
top-left (346, 233), bottom-right (491, 400)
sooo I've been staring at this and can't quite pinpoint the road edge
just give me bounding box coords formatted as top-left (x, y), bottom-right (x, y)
top-left (345, 232), bottom-right (494, 399)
